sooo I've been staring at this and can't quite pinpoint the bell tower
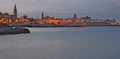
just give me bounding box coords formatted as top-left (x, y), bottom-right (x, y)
top-left (42, 12), bottom-right (44, 19)
top-left (13, 4), bottom-right (17, 17)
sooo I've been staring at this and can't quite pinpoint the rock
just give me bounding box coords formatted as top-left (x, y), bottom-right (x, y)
top-left (0, 24), bottom-right (30, 35)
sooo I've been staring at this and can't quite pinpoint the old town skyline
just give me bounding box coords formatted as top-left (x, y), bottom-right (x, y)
top-left (0, 4), bottom-right (119, 27)
top-left (0, 0), bottom-right (120, 20)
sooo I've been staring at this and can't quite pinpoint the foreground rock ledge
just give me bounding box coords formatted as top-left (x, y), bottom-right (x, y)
top-left (0, 24), bottom-right (30, 35)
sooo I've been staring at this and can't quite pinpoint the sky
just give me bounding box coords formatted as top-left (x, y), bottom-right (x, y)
top-left (0, 0), bottom-right (120, 20)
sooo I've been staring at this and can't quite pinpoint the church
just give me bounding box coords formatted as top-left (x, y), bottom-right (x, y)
top-left (0, 4), bottom-right (17, 19)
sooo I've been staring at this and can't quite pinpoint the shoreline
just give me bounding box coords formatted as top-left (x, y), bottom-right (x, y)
top-left (10, 24), bottom-right (119, 27)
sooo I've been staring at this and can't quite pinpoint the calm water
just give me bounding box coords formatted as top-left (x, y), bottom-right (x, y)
top-left (0, 27), bottom-right (120, 59)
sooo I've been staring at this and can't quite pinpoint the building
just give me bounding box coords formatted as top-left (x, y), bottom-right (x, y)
top-left (13, 4), bottom-right (17, 17)
top-left (72, 14), bottom-right (78, 21)
top-left (0, 4), bottom-right (18, 24)
top-left (41, 12), bottom-right (44, 20)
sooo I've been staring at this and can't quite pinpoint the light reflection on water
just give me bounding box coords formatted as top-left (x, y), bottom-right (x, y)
top-left (0, 27), bottom-right (120, 59)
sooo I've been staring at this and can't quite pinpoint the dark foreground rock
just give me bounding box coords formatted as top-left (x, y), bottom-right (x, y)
top-left (0, 24), bottom-right (30, 35)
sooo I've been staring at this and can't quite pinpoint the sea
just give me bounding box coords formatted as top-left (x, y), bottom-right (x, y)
top-left (0, 26), bottom-right (120, 59)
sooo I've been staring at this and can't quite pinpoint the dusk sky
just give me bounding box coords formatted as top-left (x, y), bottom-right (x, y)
top-left (0, 0), bottom-right (120, 20)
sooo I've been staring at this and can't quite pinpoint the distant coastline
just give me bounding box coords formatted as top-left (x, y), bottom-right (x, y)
top-left (0, 5), bottom-right (119, 27)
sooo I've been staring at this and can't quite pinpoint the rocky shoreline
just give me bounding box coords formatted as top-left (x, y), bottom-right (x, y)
top-left (0, 24), bottom-right (30, 35)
